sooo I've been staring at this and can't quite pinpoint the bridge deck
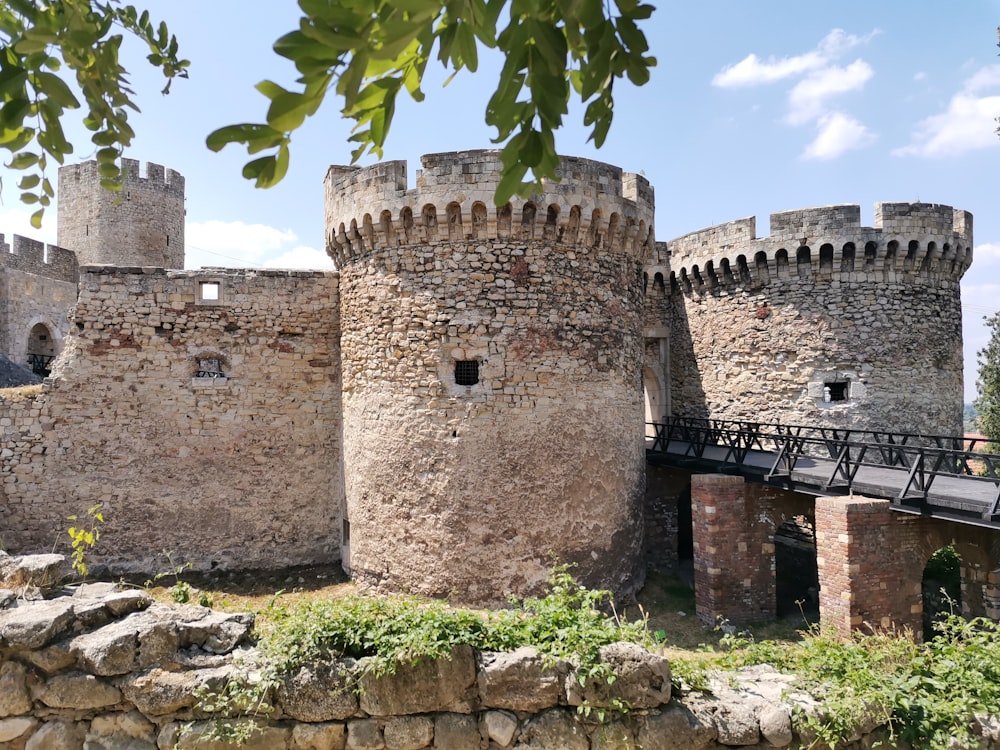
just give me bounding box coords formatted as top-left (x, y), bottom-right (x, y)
top-left (648, 438), bottom-right (1000, 529)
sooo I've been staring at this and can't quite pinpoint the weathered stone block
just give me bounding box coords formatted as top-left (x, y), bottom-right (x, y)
top-left (564, 642), bottom-right (671, 710)
top-left (0, 661), bottom-right (32, 716)
top-left (514, 709), bottom-right (588, 750)
top-left (383, 715), bottom-right (433, 750)
top-left (277, 662), bottom-right (359, 722)
top-left (358, 646), bottom-right (476, 716)
top-left (33, 672), bottom-right (121, 709)
top-left (477, 648), bottom-right (565, 712)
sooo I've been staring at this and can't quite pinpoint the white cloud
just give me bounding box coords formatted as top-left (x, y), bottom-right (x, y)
top-left (801, 113), bottom-right (876, 160)
top-left (264, 246), bottom-right (334, 270)
top-left (913, 71), bottom-right (927, 82)
top-left (787, 60), bottom-right (874, 125)
top-left (712, 28), bottom-right (877, 88)
top-left (894, 65), bottom-right (1000, 158)
top-left (973, 242), bottom-right (1000, 264)
top-left (185, 219), bottom-right (298, 269)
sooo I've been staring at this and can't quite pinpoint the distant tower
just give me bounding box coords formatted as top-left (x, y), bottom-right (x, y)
top-left (57, 159), bottom-right (185, 268)
top-left (326, 150), bottom-right (655, 606)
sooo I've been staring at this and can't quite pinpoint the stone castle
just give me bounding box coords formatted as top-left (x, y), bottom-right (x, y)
top-left (0, 151), bottom-right (972, 607)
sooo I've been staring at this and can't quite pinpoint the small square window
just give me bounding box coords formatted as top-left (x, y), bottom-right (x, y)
top-left (197, 358), bottom-right (224, 378)
top-left (454, 360), bottom-right (479, 386)
top-left (824, 382), bottom-right (848, 402)
top-left (199, 281), bottom-right (220, 302)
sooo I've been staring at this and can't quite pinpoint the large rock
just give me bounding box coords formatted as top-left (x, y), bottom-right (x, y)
top-left (515, 709), bottom-right (588, 750)
top-left (119, 665), bottom-right (231, 715)
top-left (291, 722), bottom-right (347, 750)
top-left (0, 661), bottom-right (32, 716)
top-left (358, 645), bottom-right (477, 716)
top-left (478, 648), bottom-right (566, 711)
top-left (565, 642), bottom-right (671, 710)
top-left (0, 716), bottom-right (37, 743)
top-left (24, 719), bottom-right (86, 750)
top-left (0, 598), bottom-right (77, 648)
top-left (277, 662), bottom-right (359, 722)
top-left (85, 710), bottom-right (158, 750)
top-left (32, 671), bottom-right (121, 709)
top-left (635, 705), bottom-right (717, 750)
top-left (0, 552), bottom-right (67, 589)
top-left (382, 716), bottom-right (433, 750)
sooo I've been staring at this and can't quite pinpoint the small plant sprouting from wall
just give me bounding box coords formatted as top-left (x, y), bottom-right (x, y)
top-left (66, 502), bottom-right (104, 577)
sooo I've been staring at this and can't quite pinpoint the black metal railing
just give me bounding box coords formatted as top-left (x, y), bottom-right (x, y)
top-left (647, 416), bottom-right (1000, 521)
top-left (26, 353), bottom-right (54, 377)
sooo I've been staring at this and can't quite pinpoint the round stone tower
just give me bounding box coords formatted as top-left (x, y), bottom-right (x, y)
top-left (57, 159), bottom-right (185, 268)
top-left (326, 150), bottom-right (654, 605)
top-left (664, 203), bottom-right (973, 436)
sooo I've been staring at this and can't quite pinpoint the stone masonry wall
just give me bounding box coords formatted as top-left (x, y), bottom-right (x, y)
top-left (664, 203), bottom-right (971, 436)
top-left (0, 267), bottom-right (342, 574)
top-left (327, 152), bottom-right (654, 606)
top-left (57, 160), bottom-right (185, 269)
top-left (0, 561), bottom-right (950, 750)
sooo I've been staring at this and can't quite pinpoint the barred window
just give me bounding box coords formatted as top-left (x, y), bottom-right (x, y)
top-left (454, 360), bottom-right (479, 386)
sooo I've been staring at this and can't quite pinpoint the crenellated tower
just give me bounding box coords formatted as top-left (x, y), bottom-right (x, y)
top-left (660, 202), bottom-right (973, 435)
top-left (326, 150), bottom-right (654, 605)
top-left (57, 159), bottom-right (185, 269)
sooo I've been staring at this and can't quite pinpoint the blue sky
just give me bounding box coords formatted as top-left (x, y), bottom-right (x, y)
top-left (1, 1), bottom-right (999, 402)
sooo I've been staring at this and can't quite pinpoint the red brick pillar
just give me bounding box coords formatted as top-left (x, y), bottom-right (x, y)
top-left (692, 474), bottom-right (775, 625)
top-left (815, 496), bottom-right (920, 637)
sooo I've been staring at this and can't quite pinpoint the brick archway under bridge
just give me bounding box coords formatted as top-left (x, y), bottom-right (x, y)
top-left (686, 474), bottom-right (1000, 640)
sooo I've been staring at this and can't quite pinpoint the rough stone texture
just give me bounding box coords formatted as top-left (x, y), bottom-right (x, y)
top-left (358, 645), bottom-right (477, 716)
top-left (661, 203), bottom-right (971, 436)
top-left (57, 159), bottom-right (185, 269)
top-left (565, 642), bottom-right (671, 709)
top-left (0, 267), bottom-right (342, 576)
top-left (5, 577), bottom-right (1000, 750)
top-left (329, 151), bottom-right (652, 605)
top-left (477, 648), bottom-right (565, 711)
top-left (278, 663), bottom-right (359, 721)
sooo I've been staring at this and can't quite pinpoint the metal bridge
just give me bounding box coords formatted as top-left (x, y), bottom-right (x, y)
top-left (647, 417), bottom-right (1000, 529)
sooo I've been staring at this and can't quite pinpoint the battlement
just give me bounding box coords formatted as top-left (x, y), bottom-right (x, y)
top-left (0, 233), bottom-right (78, 283)
top-left (664, 202), bottom-right (973, 295)
top-left (324, 150), bottom-right (655, 265)
top-left (59, 158), bottom-right (185, 194)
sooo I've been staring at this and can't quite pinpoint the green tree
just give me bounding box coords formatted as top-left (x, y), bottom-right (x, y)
top-left (1, 0), bottom-right (655, 220)
top-left (0, 1), bottom-right (188, 226)
top-left (975, 312), bottom-right (1000, 439)
top-left (208, 0), bottom-right (656, 204)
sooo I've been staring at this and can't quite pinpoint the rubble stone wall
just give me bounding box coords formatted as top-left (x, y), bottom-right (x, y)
top-left (0, 573), bottom-right (944, 750)
top-left (0, 267), bottom-right (342, 575)
top-left (663, 203), bottom-right (971, 436)
top-left (327, 151), bottom-right (653, 606)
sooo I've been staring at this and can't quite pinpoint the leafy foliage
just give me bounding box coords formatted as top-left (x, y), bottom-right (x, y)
top-left (975, 312), bottom-right (1000, 440)
top-left (680, 613), bottom-right (1000, 750)
top-left (0, 1), bottom-right (188, 226)
top-left (66, 501), bottom-right (104, 577)
top-left (207, 0), bottom-right (656, 203)
top-left (197, 566), bottom-right (650, 739)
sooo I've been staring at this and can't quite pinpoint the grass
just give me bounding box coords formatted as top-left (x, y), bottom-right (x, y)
top-left (0, 384), bottom-right (43, 400)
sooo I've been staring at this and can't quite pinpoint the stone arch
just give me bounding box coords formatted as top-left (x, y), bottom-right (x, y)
top-left (361, 214), bottom-right (375, 251)
top-left (719, 257), bottom-right (736, 286)
top-left (680, 268), bottom-right (692, 294)
top-left (841, 242), bottom-right (856, 273)
top-left (446, 201), bottom-right (463, 241)
top-left (421, 204), bottom-right (439, 241)
top-left (349, 219), bottom-right (361, 255)
top-left (941, 243), bottom-right (954, 274)
top-left (921, 240), bottom-right (937, 273)
top-left (497, 203), bottom-right (512, 238)
top-left (471, 202), bottom-right (488, 239)
top-left (704, 261), bottom-right (719, 289)
top-left (566, 205), bottom-right (581, 244)
top-left (588, 209), bottom-right (603, 247)
top-left (904, 240), bottom-right (919, 272)
top-left (864, 241), bottom-right (878, 271)
top-left (691, 265), bottom-right (705, 291)
top-left (379, 210), bottom-right (395, 247)
top-left (775, 249), bottom-right (789, 280)
top-left (400, 207), bottom-right (414, 243)
top-left (607, 212), bottom-right (621, 250)
top-left (544, 204), bottom-right (559, 241)
top-left (796, 246), bottom-right (811, 279)
top-left (26, 319), bottom-right (58, 376)
top-left (754, 251), bottom-right (769, 285)
top-left (520, 202), bottom-right (537, 239)
top-left (819, 244), bottom-right (834, 274)
top-left (736, 254), bottom-right (752, 285)
top-left (885, 240), bottom-right (899, 275)
top-left (653, 271), bottom-right (665, 290)
top-left (643, 363), bottom-right (667, 436)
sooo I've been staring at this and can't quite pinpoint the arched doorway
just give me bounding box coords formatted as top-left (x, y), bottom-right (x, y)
top-left (26, 322), bottom-right (56, 376)
top-left (922, 545), bottom-right (961, 640)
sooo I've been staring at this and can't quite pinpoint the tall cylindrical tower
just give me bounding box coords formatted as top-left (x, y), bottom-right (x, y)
top-left (664, 203), bottom-right (973, 436)
top-left (57, 159), bottom-right (185, 268)
top-left (326, 150), bottom-right (654, 605)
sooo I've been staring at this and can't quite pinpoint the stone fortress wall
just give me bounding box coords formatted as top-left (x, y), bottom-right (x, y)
top-left (0, 266), bottom-right (342, 574)
top-left (0, 235), bottom-right (78, 369)
top-left (57, 159), bottom-right (185, 269)
top-left (661, 203), bottom-right (972, 435)
top-left (327, 150), bottom-right (654, 605)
